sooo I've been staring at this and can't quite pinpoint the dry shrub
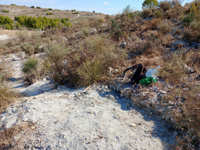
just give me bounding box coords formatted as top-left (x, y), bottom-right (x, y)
top-left (165, 1), bottom-right (183, 19)
top-left (47, 35), bottom-right (126, 87)
top-left (183, 20), bottom-right (200, 42)
top-left (184, 51), bottom-right (200, 73)
top-left (159, 54), bottom-right (187, 84)
top-left (159, 0), bottom-right (172, 12)
top-left (16, 30), bottom-right (29, 42)
top-left (88, 18), bottom-right (105, 28)
top-left (21, 42), bottom-right (35, 56)
top-left (161, 34), bottom-right (173, 46)
top-left (0, 86), bottom-right (19, 113)
top-left (0, 122), bottom-right (33, 149)
top-left (74, 36), bottom-right (126, 86)
top-left (163, 85), bottom-right (200, 150)
top-left (146, 18), bottom-right (162, 30)
top-left (134, 55), bottom-right (163, 68)
top-left (45, 43), bottom-right (68, 84)
top-left (141, 8), bottom-right (152, 18)
top-left (157, 19), bottom-right (173, 34)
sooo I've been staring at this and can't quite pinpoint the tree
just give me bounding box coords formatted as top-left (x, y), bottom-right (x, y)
top-left (142, 0), bottom-right (158, 9)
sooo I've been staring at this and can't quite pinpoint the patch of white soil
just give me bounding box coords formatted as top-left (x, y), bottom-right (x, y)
top-left (0, 83), bottom-right (176, 150)
top-left (0, 35), bottom-right (10, 40)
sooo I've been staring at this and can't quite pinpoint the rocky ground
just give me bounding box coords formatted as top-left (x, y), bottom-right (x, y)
top-left (0, 41), bottom-right (177, 149)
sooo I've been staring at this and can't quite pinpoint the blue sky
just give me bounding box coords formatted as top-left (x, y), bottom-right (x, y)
top-left (0, 0), bottom-right (192, 15)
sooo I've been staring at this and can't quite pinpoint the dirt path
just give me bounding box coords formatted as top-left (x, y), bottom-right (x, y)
top-left (0, 52), bottom-right (176, 149)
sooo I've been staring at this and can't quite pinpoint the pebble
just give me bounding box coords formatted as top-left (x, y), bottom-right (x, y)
top-left (129, 123), bottom-right (137, 128)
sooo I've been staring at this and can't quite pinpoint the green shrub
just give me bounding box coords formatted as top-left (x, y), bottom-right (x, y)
top-left (49, 8), bottom-right (53, 11)
top-left (10, 4), bottom-right (16, 6)
top-left (5, 24), bottom-right (12, 30)
top-left (73, 12), bottom-right (79, 14)
top-left (15, 16), bottom-right (71, 30)
top-left (46, 12), bottom-right (54, 15)
top-left (22, 58), bottom-right (38, 74)
top-left (142, 0), bottom-right (158, 9)
top-left (36, 6), bottom-right (41, 9)
top-left (31, 6), bottom-right (35, 8)
top-left (1, 10), bottom-right (9, 13)
top-left (22, 58), bottom-right (38, 85)
top-left (183, 14), bottom-right (194, 26)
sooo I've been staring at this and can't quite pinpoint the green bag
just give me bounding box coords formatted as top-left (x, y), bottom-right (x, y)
top-left (139, 77), bottom-right (157, 85)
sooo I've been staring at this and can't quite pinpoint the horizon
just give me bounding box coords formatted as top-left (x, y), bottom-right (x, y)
top-left (0, 0), bottom-right (193, 15)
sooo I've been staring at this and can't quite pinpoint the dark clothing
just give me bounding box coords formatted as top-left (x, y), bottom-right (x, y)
top-left (122, 64), bottom-right (146, 84)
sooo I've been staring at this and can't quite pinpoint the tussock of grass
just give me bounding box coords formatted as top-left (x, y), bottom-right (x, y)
top-left (0, 86), bottom-right (19, 113)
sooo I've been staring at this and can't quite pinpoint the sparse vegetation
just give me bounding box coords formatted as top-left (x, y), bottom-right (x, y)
top-left (0, 86), bottom-right (19, 113)
top-left (0, 2), bottom-right (199, 149)
top-left (1, 10), bottom-right (9, 13)
top-left (46, 12), bottom-right (54, 15)
top-left (22, 58), bottom-right (39, 85)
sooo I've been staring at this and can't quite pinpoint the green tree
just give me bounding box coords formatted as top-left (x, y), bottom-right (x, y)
top-left (142, 0), bottom-right (158, 9)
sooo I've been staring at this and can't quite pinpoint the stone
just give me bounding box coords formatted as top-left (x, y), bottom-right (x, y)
top-left (197, 75), bottom-right (200, 81)
top-left (120, 42), bottom-right (127, 49)
top-left (129, 123), bottom-right (136, 128)
top-left (160, 90), bottom-right (167, 94)
top-left (170, 40), bottom-right (189, 49)
top-left (187, 76), bottom-right (193, 82)
top-left (184, 64), bottom-right (195, 74)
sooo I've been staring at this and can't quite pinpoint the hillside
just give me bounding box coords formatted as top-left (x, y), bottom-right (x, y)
top-left (0, 1), bottom-right (200, 149)
top-left (0, 4), bottom-right (104, 20)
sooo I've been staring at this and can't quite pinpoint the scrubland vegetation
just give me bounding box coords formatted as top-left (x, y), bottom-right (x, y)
top-left (0, 0), bottom-right (200, 149)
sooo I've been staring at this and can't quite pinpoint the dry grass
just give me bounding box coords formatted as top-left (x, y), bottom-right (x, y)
top-left (157, 19), bottom-right (173, 34)
top-left (0, 4), bottom-right (104, 20)
top-left (0, 122), bottom-right (34, 149)
top-left (0, 86), bottom-right (20, 113)
top-left (159, 54), bottom-right (187, 84)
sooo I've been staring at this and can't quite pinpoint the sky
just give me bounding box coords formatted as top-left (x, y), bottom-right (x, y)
top-left (0, 0), bottom-right (193, 15)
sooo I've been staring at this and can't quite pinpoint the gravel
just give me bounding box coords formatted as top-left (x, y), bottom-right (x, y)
top-left (0, 83), bottom-right (176, 150)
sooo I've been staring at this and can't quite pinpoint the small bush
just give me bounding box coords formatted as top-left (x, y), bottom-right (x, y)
top-left (10, 4), bottom-right (16, 6)
top-left (21, 42), bottom-right (35, 56)
top-left (157, 20), bottom-right (173, 34)
top-left (141, 8), bottom-right (152, 18)
top-left (31, 6), bottom-right (35, 8)
top-left (49, 8), bottom-right (52, 11)
top-left (159, 54), bottom-right (187, 84)
top-left (0, 86), bottom-right (19, 113)
top-left (45, 44), bottom-right (68, 84)
top-left (46, 12), bottom-right (54, 15)
top-left (159, 0), bottom-right (172, 12)
top-left (182, 14), bottom-right (194, 26)
top-left (154, 9), bottom-right (164, 18)
top-left (1, 10), bottom-right (9, 13)
top-left (183, 20), bottom-right (200, 42)
top-left (22, 58), bottom-right (38, 74)
top-left (73, 12), bottom-right (79, 14)
top-left (36, 6), bottom-right (41, 9)
top-left (5, 24), bottom-right (12, 30)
